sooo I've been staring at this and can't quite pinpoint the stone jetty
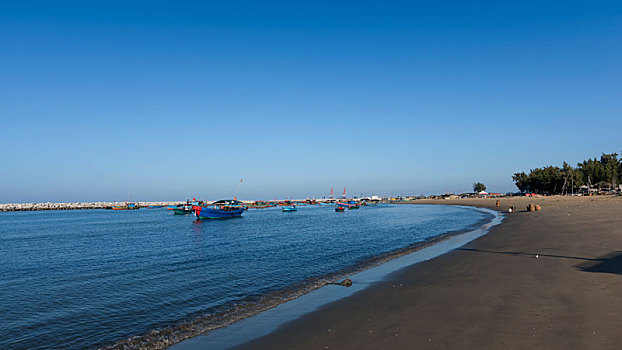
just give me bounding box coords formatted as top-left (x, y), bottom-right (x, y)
top-left (0, 201), bottom-right (185, 212)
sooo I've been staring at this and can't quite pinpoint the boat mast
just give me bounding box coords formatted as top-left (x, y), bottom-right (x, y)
top-left (234, 178), bottom-right (243, 200)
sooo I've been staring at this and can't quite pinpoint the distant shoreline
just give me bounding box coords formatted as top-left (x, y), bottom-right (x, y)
top-left (0, 201), bottom-right (185, 212)
top-left (2, 194), bottom-right (617, 211)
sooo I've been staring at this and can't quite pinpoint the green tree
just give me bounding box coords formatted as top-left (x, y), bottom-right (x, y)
top-left (512, 172), bottom-right (530, 192)
top-left (528, 166), bottom-right (564, 194)
top-left (473, 182), bottom-right (486, 192)
top-left (577, 153), bottom-right (620, 189)
top-left (600, 153), bottom-right (619, 188)
top-left (561, 161), bottom-right (584, 193)
top-left (513, 151), bottom-right (620, 194)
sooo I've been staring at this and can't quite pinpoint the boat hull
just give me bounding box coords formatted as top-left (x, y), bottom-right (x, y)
top-left (173, 208), bottom-right (191, 215)
top-left (112, 206), bottom-right (139, 210)
top-left (194, 206), bottom-right (245, 219)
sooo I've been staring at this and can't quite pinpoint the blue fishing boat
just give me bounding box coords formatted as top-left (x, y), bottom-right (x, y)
top-left (192, 200), bottom-right (246, 219)
top-left (336, 201), bottom-right (360, 210)
top-left (282, 206), bottom-right (297, 212)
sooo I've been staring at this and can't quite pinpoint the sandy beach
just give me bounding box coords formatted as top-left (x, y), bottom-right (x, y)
top-left (231, 196), bottom-right (622, 349)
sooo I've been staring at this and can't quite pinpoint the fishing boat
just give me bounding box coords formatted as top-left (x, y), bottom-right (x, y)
top-left (173, 206), bottom-right (192, 215)
top-left (247, 201), bottom-right (275, 209)
top-left (337, 188), bottom-right (360, 209)
top-left (147, 205), bottom-right (163, 209)
top-left (336, 201), bottom-right (360, 210)
top-left (112, 202), bottom-right (139, 210)
top-left (335, 206), bottom-right (345, 212)
top-left (282, 206), bottom-right (297, 212)
top-left (192, 200), bottom-right (246, 219)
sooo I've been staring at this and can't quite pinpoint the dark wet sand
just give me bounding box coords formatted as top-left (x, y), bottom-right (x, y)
top-left (232, 196), bottom-right (622, 349)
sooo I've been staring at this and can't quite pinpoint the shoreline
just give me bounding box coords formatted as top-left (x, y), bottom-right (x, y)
top-left (229, 196), bottom-right (622, 350)
top-left (169, 206), bottom-right (502, 350)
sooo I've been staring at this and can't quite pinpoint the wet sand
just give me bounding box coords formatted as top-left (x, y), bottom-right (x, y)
top-left (232, 196), bottom-right (622, 349)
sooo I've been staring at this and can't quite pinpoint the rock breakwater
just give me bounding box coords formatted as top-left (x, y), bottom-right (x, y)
top-left (0, 202), bottom-right (184, 212)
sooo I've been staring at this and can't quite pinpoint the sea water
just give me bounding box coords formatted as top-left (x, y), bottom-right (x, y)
top-left (0, 204), bottom-right (490, 349)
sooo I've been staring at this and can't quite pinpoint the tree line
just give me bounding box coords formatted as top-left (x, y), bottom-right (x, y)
top-left (512, 152), bottom-right (621, 194)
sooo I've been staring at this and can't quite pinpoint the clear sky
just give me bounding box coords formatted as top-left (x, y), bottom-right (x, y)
top-left (1, 1), bottom-right (621, 202)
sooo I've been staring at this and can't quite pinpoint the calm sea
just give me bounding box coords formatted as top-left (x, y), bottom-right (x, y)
top-left (0, 204), bottom-right (489, 349)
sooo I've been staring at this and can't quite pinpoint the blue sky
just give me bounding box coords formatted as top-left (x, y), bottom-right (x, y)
top-left (1, 1), bottom-right (621, 202)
